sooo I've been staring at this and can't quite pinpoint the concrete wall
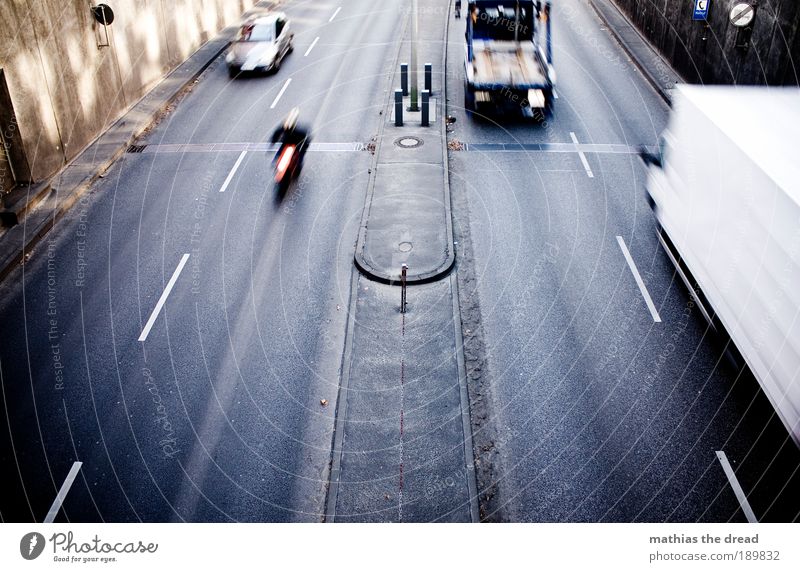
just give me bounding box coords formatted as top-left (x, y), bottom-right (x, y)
top-left (611, 0), bottom-right (800, 85)
top-left (0, 0), bottom-right (257, 187)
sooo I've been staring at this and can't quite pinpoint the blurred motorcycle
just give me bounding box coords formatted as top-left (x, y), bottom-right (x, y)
top-left (273, 143), bottom-right (299, 192)
top-left (270, 107), bottom-right (310, 193)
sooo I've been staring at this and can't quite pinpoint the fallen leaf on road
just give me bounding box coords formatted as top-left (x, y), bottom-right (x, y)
top-left (448, 139), bottom-right (465, 151)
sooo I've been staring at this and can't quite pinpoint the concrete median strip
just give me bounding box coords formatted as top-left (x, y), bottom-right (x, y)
top-left (325, 277), bottom-right (478, 522)
top-left (326, 0), bottom-right (478, 523)
top-left (352, 0), bottom-right (454, 285)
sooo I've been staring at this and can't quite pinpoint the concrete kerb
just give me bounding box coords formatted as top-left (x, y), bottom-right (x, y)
top-left (449, 267), bottom-right (481, 523)
top-left (353, 1), bottom-right (455, 285)
top-left (352, 10), bottom-right (411, 284)
top-left (0, 181), bottom-right (52, 227)
top-left (588, 0), bottom-right (682, 105)
top-left (0, 38), bottom-right (232, 283)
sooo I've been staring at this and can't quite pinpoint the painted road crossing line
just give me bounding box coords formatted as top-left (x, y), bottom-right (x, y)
top-left (44, 462), bottom-right (83, 523)
top-left (458, 142), bottom-right (653, 154)
top-left (329, 6), bottom-right (342, 22)
top-left (270, 78), bottom-right (292, 109)
top-left (304, 36), bottom-right (320, 57)
top-left (616, 236), bottom-right (662, 323)
top-left (138, 142), bottom-right (366, 153)
top-left (138, 254), bottom-right (191, 342)
top-left (218, 150), bottom-right (246, 193)
top-left (716, 451), bottom-right (758, 523)
top-left (570, 132), bottom-right (594, 178)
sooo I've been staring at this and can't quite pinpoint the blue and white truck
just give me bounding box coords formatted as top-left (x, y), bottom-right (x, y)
top-left (463, 0), bottom-right (555, 117)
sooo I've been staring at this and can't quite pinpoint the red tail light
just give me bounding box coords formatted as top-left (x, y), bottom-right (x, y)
top-left (275, 145), bottom-right (296, 182)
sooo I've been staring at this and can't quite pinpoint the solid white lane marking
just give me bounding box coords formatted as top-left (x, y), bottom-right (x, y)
top-left (616, 236), bottom-right (662, 323)
top-left (270, 78), bottom-right (292, 109)
top-left (304, 36), bottom-right (320, 57)
top-left (138, 254), bottom-right (191, 341)
top-left (44, 462), bottom-right (82, 523)
top-left (329, 6), bottom-right (342, 22)
top-left (716, 451), bottom-right (758, 523)
top-left (218, 150), bottom-right (246, 193)
top-left (570, 131), bottom-right (594, 178)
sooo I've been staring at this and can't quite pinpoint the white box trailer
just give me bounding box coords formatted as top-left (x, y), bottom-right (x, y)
top-left (643, 85), bottom-right (800, 446)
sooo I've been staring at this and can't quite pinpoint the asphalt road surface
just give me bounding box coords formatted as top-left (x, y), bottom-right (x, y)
top-left (0, 0), bottom-right (403, 522)
top-left (1, 0), bottom-right (798, 523)
top-left (447, 0), bottom-right (800, 522)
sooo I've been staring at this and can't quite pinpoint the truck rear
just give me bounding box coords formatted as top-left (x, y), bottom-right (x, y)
top-left (642, 85), bottom-right (800, 446)
top-left (464, 0), bottom-right (555, 117)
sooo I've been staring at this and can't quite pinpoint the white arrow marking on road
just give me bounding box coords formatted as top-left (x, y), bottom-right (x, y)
top-left (44, 462), bottom-right (83, 523)
top-left (329, 6), bottom-right (342, 22)
top-left (270, 78), bottom-right (292, 109)
top-left (616, 236), bottom-right (662, 323)
top-left (304, 36), bottom-right (320, 57)
top-left (716, 451), bottom-right (758, 523)
top-left (570, 131), bottom-right (594, 178)
top-left (218, 150), bottom-right (247, 193)
top-left (138, 254), bottom-right (191, 342)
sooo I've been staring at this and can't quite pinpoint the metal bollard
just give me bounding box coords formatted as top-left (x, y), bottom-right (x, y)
top-left (400, 63), bottom-right (409, 96)
top-left (400, 264), bottom-right (408, 313)
top-left (421, 90), bottom-right (430, 127)
top-left (424, 63), bottom-right (432, 94)
top-left (395, 90), bottom-right (403, 126)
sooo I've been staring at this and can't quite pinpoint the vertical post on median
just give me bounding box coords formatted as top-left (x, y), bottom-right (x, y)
top-left (421, 90), bottom-right (430, 127)
top-left (409, 0), bottom-right (419, 111)
top-left (395, 90), bottom-right (403, 126)
top-left (400, 264), bottom-right (408, 313)
top-left (400, 63), bottom-right (409, 96)
top-left (424, 63), bottom-right (432, 94)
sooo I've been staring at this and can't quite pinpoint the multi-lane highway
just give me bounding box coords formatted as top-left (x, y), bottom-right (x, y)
top-left (1, 0), bottom-right (797, 523)
top-left (447, 0), bottom-right (800, 522)
top-left (0, 0), bottom-right (399, 522)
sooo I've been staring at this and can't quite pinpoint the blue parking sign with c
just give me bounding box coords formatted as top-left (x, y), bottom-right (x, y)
top-left (693, 0), bottom-right (710, 20)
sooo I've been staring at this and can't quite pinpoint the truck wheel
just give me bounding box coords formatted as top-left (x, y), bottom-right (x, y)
top-left (464, 84), bottom-right (475, 116)
top-left (544, 89), bottom-right (555, 118)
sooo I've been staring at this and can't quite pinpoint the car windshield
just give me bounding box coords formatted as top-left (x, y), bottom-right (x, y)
top-left (237, 23), bottom-right (274, 42)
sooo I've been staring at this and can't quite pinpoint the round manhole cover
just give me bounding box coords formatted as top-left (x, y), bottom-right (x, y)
top-left (398, 241), bottom-right (413, 252)
top-left (395, 136), bottom-right (423, 149)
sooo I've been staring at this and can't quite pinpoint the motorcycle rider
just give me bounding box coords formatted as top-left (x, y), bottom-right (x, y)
top-left (270, 107), bottom-right (311, 171)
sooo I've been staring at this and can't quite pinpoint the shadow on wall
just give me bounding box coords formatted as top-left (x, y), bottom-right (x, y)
top-left (612, 0), bottom-right (800, 85)
top-left (0, 0), bottom-right (255, 187)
